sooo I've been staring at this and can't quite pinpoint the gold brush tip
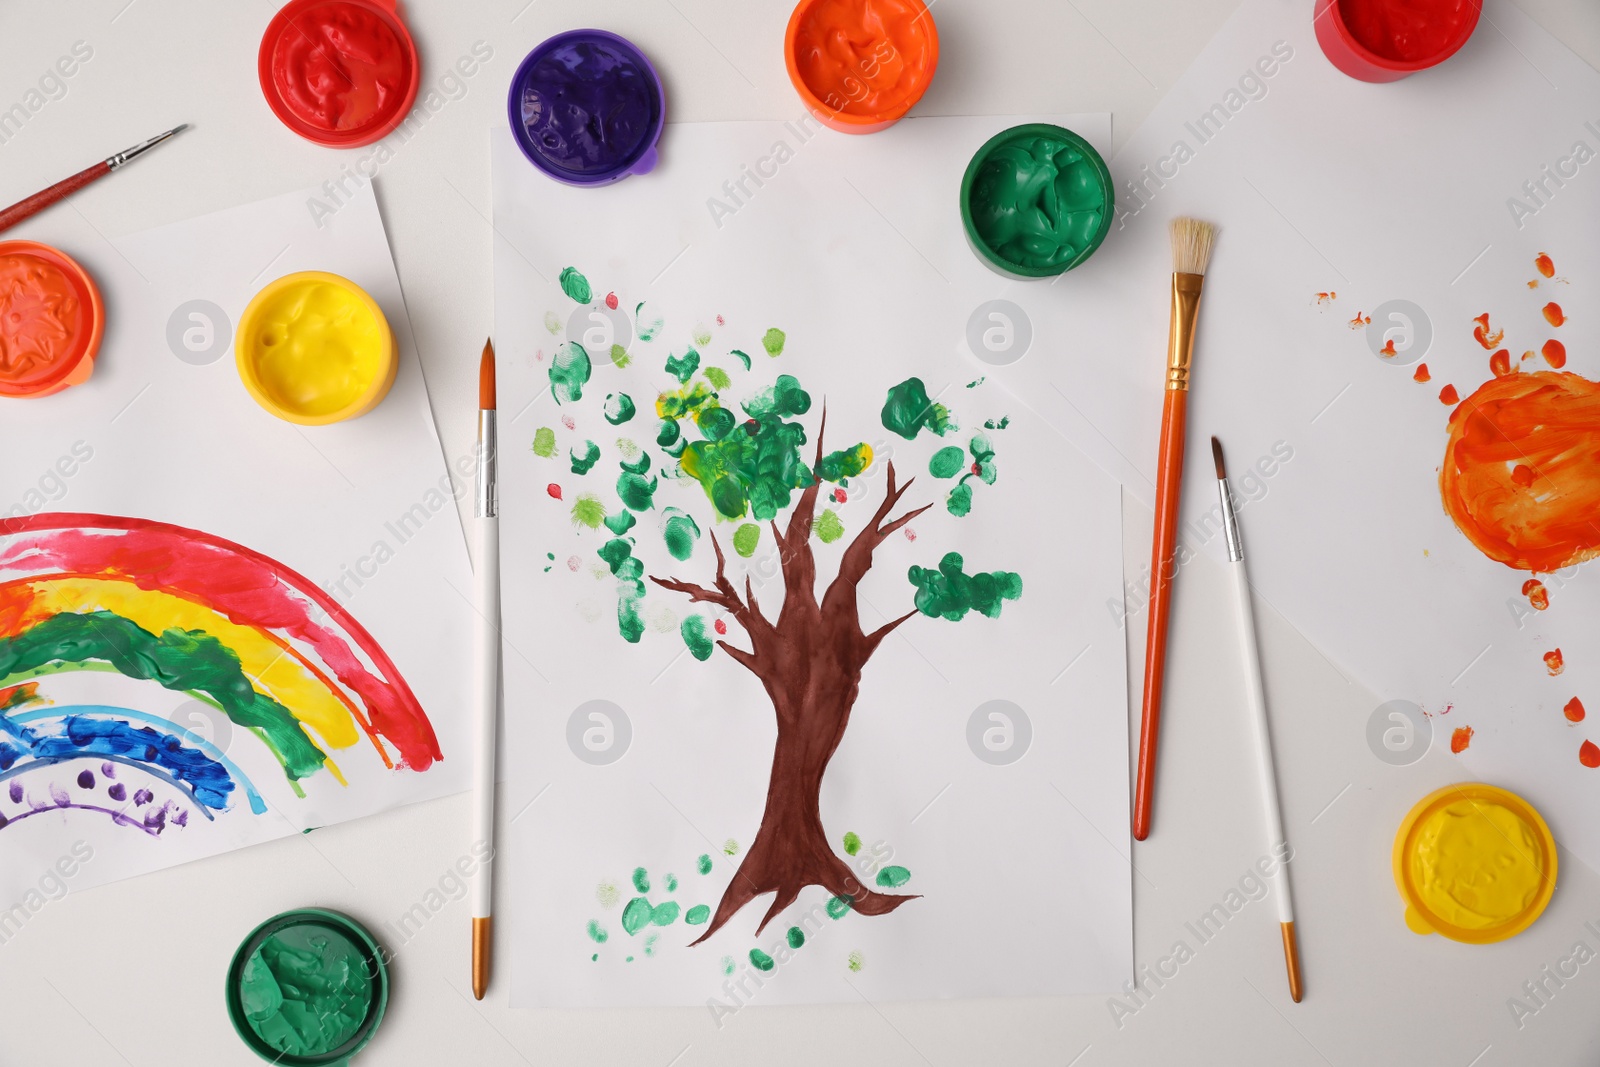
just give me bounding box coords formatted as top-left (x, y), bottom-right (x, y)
top-left (1281, 921), bottom-right (1304, 1003)
top-left (473, 916), bottom-right (492, 999)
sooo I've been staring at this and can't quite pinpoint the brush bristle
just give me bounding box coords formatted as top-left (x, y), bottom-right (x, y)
top-left (1211, 436), bottom-right (1226, 480)
top-left (479, 338), bottom-right (496, 410)
top-left (1171, 218), bottom-right (1216, 276)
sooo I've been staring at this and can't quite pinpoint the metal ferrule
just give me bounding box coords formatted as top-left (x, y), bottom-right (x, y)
top-left (475, 410), bottom-right (497, 518)
top-left (1218, 476), bottom-right (1243, 562)
top-left (1165, 272), bottom-right (1205, 391)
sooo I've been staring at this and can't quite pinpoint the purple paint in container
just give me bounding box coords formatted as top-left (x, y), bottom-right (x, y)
top-left (508, 29), bottom-right (665, 186)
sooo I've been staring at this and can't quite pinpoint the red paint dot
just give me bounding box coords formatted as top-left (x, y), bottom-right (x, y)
top-left (903, 527), bottom-right (917, 542)
top-left (1380, 338), bottom-right (1398, 358)
top-left (605, 292), bottom-right (618, 310)
top-left (1510, 464), bottom-right (1535, 488)
top-left (1450, 726), bottom-right (1474, 754)
top-left (833, 488), bottom-right (847, 503)
top-left (1543, 302), bottom-right (1565, 327)
top-left (716, 314), bottom-right (725, 326)
top-left (1565, 697), bottom-right (1586, 723)
top-left (714, 619), bottom-right (727, 635)
top-left (970, 462), bottom-right (982, 475)
top-left (1536, 253), bottom-right (1555, 279)
top-left (1542, 339), bottom-right (1567, 369)
top-left (547, 484), bottom-right (563, 500)
top-left (562, 415), bottom-right (576, 430)
top-left (1581, 740), bottom-right (1600, 768)
top-left (1546, 648), bottom-right (1565, 675)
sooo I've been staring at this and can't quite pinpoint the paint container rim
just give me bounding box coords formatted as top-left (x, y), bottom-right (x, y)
top-left (783, 0), bottom-right (939, 135)
top-left (506, 28), bottom-right (666, 186)
top-left (235, 270), bottom-right (397, 426)
top-left (959, 123), bottom-right (1114, 280)
top-left (1391, 781), bottom-right (1557, 944)
top-left (257, 0), bottom-right (422, 148)
top-left (0, 240), bottom-right (104, 399)
top-left (1313, 0), bottom-right (1483, 83)
top-left (225, 907), bottom-right (390, 1067)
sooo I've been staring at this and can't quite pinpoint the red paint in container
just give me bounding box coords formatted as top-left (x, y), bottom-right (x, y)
top-left (1314, 0), bottom-right (1481, 83)
top-left (258, 0), bottom-right (420, 147)
top-left (0, 241), bottom-right (104, 399)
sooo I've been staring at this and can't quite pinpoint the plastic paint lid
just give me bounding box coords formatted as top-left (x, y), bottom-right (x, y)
top-left (1314, 0), bottom-right (1483, 84)
top-left (784, 0), bottom-right (939, 135)
top-left (258, 0), bottom-right (421, 147)
top-left (1392, 782), bottom-right (1556, 944)
top-left (507, 30), bottom-right (665, 186)
top-left (959, 124), bottom-right (1114, 280)
top-left (235, 271), bottom-right (397, 425)
top-left (226, 908), bottom-right (389, 1067)
top-left (0, 240), bottom-right (104, 399)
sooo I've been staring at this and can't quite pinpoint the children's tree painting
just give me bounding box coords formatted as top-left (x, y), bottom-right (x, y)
top-left (538, 266), bottom-right (1022, 947)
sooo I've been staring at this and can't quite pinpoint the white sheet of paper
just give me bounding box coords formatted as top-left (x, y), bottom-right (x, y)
top-left (494, 115), bottom-right (1134, 1004)
top-left (984, 2), bottom-right (1600, 861)
top-left (0, 183), bottom-right (473, 903)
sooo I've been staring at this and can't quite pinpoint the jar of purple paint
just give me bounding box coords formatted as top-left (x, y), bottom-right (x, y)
top-left (508, 29), bottom-right (665, 186)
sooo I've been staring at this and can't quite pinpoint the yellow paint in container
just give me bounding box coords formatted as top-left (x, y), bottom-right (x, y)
top-left (1393, 783), bottom-right (1556, 944)
top-left (236, 271), bottom-right (396, 425)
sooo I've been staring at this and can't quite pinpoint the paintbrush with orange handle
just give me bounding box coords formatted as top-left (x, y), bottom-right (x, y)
top-left (1132, 217), bottom-right (1216, 842)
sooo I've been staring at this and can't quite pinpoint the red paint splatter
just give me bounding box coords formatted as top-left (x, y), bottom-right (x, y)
top-left (547, 484), bottom-right (563, 500)
top-left (535, 349), bottom-right (545, 363)
top-left (1522, 578), bottom-right (1548, 609)
top-left (904, 527), bottom-right (917, 542)
top-left (1438, 384), bottom-right (1459, 405)
top-left (1347, 312), bottom-right (1371, 330)
top-left (1581, 740), bottom-right (1600, 768)
top-left (1490, 349), bottom-right (1513, 377)
top-left (1536, 253), bottom-right (1555, 278)
top-left (1543, 302), bottom-right (1565, 327)
top-left (1450, 726), bottom-right (1474, 753)
top-left (1541, 339), bottom-right (1566, 369)
top-left (714, 618), bottom-right (727, 635)
top-left (970, 462), bottom-right (983, 475)
top-left (0, 514), bottom-right (440, 769)
top-left (1545, 648), bottom-right (1565, 675)
top-left (716, 314), bottom-right (726, 326)
top-left (562, 414), bottom-right (576, 430)
top-left (1380, 338), bottom-right (1398, 358)
top-left (833, 488), bottom-right (847, 503)
top-left (1315, 291), bottom-right (1336, 305)
top-left (1472, 313), bottom-right (1504, 350)
top-left (605, 292), bottom-right (618, 310)
top-left (1565, 697), bottom-right (1586, 723)
top-left (1412, 363), bottom-right (1430, 383)
top-left (566, 555), bottom-right (581, 572)
top-left (1510, 464), bottom-right (1536, 488)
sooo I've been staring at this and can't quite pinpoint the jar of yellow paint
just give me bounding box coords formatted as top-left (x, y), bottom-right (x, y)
top-left (236, 271), bottom-right (396, 425)
top-left (1393, 783), bottom-right (1556, 944)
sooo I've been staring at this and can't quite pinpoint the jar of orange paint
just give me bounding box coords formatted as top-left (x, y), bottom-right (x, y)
top-left (785, 0), bottom-right (938, 134)
top-left (0, 240), bottom-right (104, 400)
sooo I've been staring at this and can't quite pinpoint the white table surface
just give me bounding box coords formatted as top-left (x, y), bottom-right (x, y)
top-left (4, 1), bottom-right (1600, 1064)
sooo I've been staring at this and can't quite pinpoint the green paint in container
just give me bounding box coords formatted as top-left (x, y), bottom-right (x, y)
top-left (226, 908), bottom-right (389, 1067)
top-left (960, 123), bottom-right (1114, 279)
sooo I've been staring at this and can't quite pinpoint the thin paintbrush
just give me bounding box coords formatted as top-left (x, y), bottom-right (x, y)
top-left (1212, 436), bottom-right (1302, 1002)
top-left (0, 125), bottom-right (188, 235)
top-left (1132, 217), bottom-right (1215, 842)
top-left (471, 338), bottom-right (501, 999)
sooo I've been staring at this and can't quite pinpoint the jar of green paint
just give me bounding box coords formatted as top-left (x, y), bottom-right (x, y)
top-left (226, 908), bottom-right (390, 1067)
top-left (960, 123), bottom-right (1114, 279)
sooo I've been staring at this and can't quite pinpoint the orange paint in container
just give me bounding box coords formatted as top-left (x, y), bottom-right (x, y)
top-left (785, 0), bottom-right (938, 134)
top-left (0, 240), bottom-right (104, 399)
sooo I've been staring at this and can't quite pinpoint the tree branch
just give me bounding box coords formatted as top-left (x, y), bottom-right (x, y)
top-left (716, 640), bottom-right (760, 675)
top-left (649, 575), bottom-right (738, 612)
top-left (821, 460), bottom-right (931, 641)
top-left (864, 609), bottom-right (920, 652)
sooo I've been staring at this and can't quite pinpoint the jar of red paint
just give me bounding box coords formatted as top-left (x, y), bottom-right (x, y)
top-left (1314, 0), bottom-right (1482, 83)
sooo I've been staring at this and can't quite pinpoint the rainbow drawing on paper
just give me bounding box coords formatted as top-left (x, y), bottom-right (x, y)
top-left (0, 513), bottom-right (439, 836)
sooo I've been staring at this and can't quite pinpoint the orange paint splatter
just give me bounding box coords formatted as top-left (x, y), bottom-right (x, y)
top-left (1413, 363), bottom-right (1431, 383)
top-left (1439, 372), bottom-right (1600, 571)
top-left (1472, 313), bottom-right (1504, 350)
top-left (1438, 384), bottom-right (1459, 405)
top-left (1521, 578), bottom-right (1548, 609)
top-left (1581, 740), bottom-right (1600, 768)
top-left (1543, 302), bottom-right (1565, 327)
top-left (1380, 338), bottom-right (1398, 358)
top-left (1450, 726), bottom-right (1474, 753)
top-left (1510, 464), bottom-right (1536, 488)
top-left (1528, 280), bottom-right (1540, 289)
top-left (1545, 648), bottom-right (1565, 675)
top-left (1536, 253), bottom-right (1555, 278)
top-left (1489, 349), bottom-right (1513, 377)
top-left (1315, 291), bottom-right (1337, 305)
top-left (1565, 697), bottom-right (1586, 723)
top-left (1347, 312), bottom-right (1371, 330)
top-left (1541, 339), bottom-right (1566, 369)
top-left (1521, 349), bottom-right (1536, 363)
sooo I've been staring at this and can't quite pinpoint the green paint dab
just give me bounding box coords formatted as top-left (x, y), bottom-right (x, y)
top-left (909, 552), bottom-right (1021, 620)
top-left (761, 328), bottom-right (786, 357)
top-left (611, 344), bottom-right (631, 368)
top-left (842, 831), bottom-right (861, 856)
top-left (604, 393), bottom-right (636, 425)
top-left (550, 342), bottom-right (592, 403)
top-left (732, 523), bottom-right (760, 558)
top-left (596, 882), bottom-right (620, 909)
top-left (703, 366), bottom-right (731, 390)
top-left (967, 376), bottom-right (985, 388)
top-left (570, 440), bottom-right (601, 475)
top-left (571, 495), bottom-right (605, 530)
top-left (723, 839), bottom-right (739, 856)
top-left (876, 866), bottom-right (911, 888)
top-left (721, 956), bottom-right (736, 976)
top-left (929, 446), bottom-right (965, 479)
top-left (946, 482), bottom-right (973, 517)
top-left (847, 950), bottom-right (865, 972)
top-left (814, 509), bottom-right (845, 544)
top-left (644, 932), bottom-right (660, 957)
top-left (635, 302), bottom-right (663, 341)
top-left (651, 901), bottom-right (681, 926)
top-left (604, 510), bottom-right (636, 535)
top-left (621, 452), bottom-right (651, 475)
top-left (729, 349), bottom-right (751, 370)
top-left (621, 897), bottom-right (653, 936)
top-left (532, 427), bottom-right (557, 457)
top-left (697, 853), bottom-right (713, 875)
top-left (686, 905), bottom-right (711, 925)
top-left (559, 266), bottom-right (592, 304)
top-left (882, 377), bottom-right (954, 440)
top-left (665, 348), bottom-right (701, 383)
top-left (665, 873), bottom-right (678, 892)
top-left (786, 927), bottom-right (805, 949)
top-left (984, 416), bottom-right (1010, 429)
top-left (662, 507), bottom-right (702, 561)
top-left (681, 615), bottom-right (715, 661)
top-left (543, 311), bottom-right (561, 335)
top-left (632, 867), bottom-right (650, 893)
top-left (741, 374), bottom-right (810, 419)
top-left (587, 920), bottom-right (608, 944)
top-left (816, 443), bottom-right (873, 482)
top-left (826, 895), bottom-right (852, 920)
top-left (693, 324), bottom-right (713, 346)
top-left (617, 472), bottom-right (657, 511)
top-left (749, 949), bottom-right (775, 972)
